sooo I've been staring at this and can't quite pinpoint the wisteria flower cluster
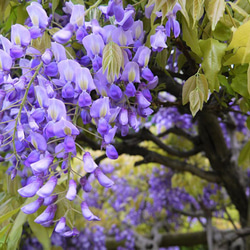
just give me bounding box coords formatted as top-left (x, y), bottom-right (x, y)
top-left (0, 0), bottom-right (181, 235)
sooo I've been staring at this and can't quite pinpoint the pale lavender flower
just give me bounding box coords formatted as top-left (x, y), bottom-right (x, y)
top-left (70, 4), bottom-right (85, 27)
top-left (120, 62), bottom-right (140, 83)
top-left (18, 177), bottom-right (43, 197)
top-left (30, 153), bottom-right (53, 173)
top-left (90, 97), bottom-right (110, 118)
top-left (34, 204), bottom-right (57, 224)
top-left (66, 179), bottom-right (77, 201)
top-left (83, 152), bottom-right (98, 173)
top-left (55, 217), bottom-right (66, 233)
top-left (36, 176), bottom-right (58, 198)
top-left (94, 167), bottom-right (114, 188)
top-left (150, 26), bottom-right (167, 52)
top-left (11, 24), bottom-right (31, 47)
top-left (82, 34), bottom-right (104, 58)
top-left (81, 201), bottom-right (100, 221)
top-left (21, 197), bottom-right (44, 214)
top-left (0, 50), bottom-right (12, 72)
top-left (47, 98), bottom-right (67, 121)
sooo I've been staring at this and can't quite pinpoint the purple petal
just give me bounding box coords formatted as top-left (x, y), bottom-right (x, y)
top-left (80, 176), bottom-right (92, 192)
top-left (106, 144), bottom-right (118, 160)
top-left (18, 177), bottom-right (43, 197)
top-left (66, 179), bottom-right (77, 201)
top-left (30, 154), bottom-right (53, 173)
top-left (21, 197), bottom-right (44, 214)
top-left (43, 195), bottom-right (58, 206)
top-left (81, 201), bottom-right (100, 221)
top-left (36, 176), bottom-right (58, 198)
top-left (94, 167), bottom-right (114, 188)
top-left (83, 152), bottom-right (98, 173)
top-left (55, 217), bottom-right (66, 233)
top-left (34, 204), bottom-right (57, 224)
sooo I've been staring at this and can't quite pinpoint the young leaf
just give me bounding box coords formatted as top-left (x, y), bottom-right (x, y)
top-left (191, 0), bottom-right (204, 28)
top-left (238, 140), bottom-right (250, 169)
top-left (197, 74), bottom-right (209, 102)
top-left (231, 73), bottom-right (250, 98)
top-left (199, 38), bottom-right (227, 92)
top-left (189, 89), bottom-right (202, 117)
top-left (227, 20), bottom-right (250, 50)
top-left (0, 207), bottom-right (20, 224)
top-left (182, 17), bottom-right (202, 57)
top-left (102, 41), bottom-right (124, 83)
top-left (248, 64), bottom-right (250, 95)
top-left (206, 0), bottom-right (226, 31)
top-left (182, 75), bottom-right (196, 105)
top-left (178, 0), bottom-right (190, 26)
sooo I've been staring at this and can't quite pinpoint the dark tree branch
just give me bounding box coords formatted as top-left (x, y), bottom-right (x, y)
top-left (141, 128), bottom-right (202, 157)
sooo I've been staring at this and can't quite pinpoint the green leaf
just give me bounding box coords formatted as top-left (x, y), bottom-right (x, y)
top-left (238, 140), bottom-right (250, 169)
top-left (228, 2), bottom-right (249, 19)
top-left (189, 89), bottom-right (203, 117)
top-left (231, 73), bottom-right (249, 98)
top-left (0, 207), bottom-right (20, 225)
top-left (182, 17), bottom-right (202, 57)
top-left (0, 224), bottom-right (12, 244)
top-left (191, 0), bottom-right (204, 28)
top-left (0, 0), bottom-right (10, 22)
top-left (212, 21), bottom-right (232, 41)
top-left (196, 74), bottom-right (209, 102)
top-left (102, 41), bottom-right (124, 83)
top-left (178, 0), bottom-right (190, 26)
top-left (52, 0), bottom-right (60, 14)
top-left (182, 75), bottom-right (196, 105)
top-left (248, 64), bottom-right (250, 95)
top-left (31, 32), bottom-right (51, 54)
top-left (227, 20), bottom-right (250, 50)
top-left (7, 210), bottom-right (28, 250)
top-left (199, 38), bottom-right (227, 92)
top-left (224, 47), bottom-right (250, 65)
top-left (28, 214), bottom-right (51, 250)
top-left (206, 0), bottom-right (226, 30)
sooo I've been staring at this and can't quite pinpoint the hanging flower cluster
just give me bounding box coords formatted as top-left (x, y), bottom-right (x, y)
top-left (0, 0), bottom-right (179, 235)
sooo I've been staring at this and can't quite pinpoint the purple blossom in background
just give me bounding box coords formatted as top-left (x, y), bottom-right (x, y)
top-left (150, 25), bottom-right (167, 52)
top-left (165, 3), bottom-right (181, 38)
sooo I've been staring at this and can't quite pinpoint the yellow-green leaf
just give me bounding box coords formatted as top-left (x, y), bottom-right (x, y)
top-left (31, 32), bottom-right (51, 54)
top-left (238, 140), bottom-right (250, 169)
top-left (206, 0), bottom-right (226, 31)
top-left (197, 74), bottom-right (209, 102)
top-left (189, 89), bottom-right (202, 117)
top-left (178, 0), bottom-right (190, 26)
top-left (248, 64), bottom-right (250, 95)
top-left (0, 207), bottom-right (20, 225)
top-left (102, 41), bottom-right (124, 83)
top-left (227, 20), bottom-right (250, 50)
top-left (191, 0), bottom-right (204, 28)
top-left (199, 38), bottom-right (227, 91)
top-left (182, 17), bottom-right (202, 57)
top-left (224, 47), bottom-right (250, 65)
top-left (228, 2), bottom-right (249, 19)
top-left (182, 75), bottom-right (196, 105)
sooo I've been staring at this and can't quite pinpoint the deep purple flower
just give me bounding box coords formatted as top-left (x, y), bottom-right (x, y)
top-left (62, 227), bottom-right (79, 237)
top-left (81, 201), bottom-right (100, 221)
top-left (21, 197), bottom-right (44, 214)
top-left (36, 176), bottom-right (58, 198)
top-left (109, 84), bottom-right (123, 101)
top-left (80, 176), bottom-right (92, 192)
top-left (136, 91), bottom-right (151, 108)
top-left (78, 91), bottom-right (92, 107)
top-left (64, 136), bottom-right (76, 154)
top-left (66, 179), bottom-right (77, 201)
top-left (106, 144), bottom-right (118, 160)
